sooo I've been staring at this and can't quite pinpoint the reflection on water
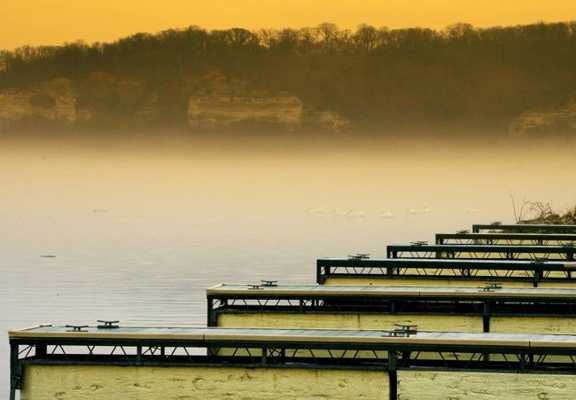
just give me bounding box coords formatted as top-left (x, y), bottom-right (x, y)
top-left (1, 134), bottom-right (575, 395)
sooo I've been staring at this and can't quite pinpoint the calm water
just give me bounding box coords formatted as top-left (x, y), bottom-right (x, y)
top-left (1, 134), bottom-right (575, 395)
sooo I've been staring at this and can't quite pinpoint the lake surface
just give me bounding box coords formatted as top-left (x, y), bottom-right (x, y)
top-left (1, 134), bottom-right (575, 396)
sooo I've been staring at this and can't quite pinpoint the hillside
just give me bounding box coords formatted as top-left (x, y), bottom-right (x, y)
top-left (2, 21), bottom-right (576, 135)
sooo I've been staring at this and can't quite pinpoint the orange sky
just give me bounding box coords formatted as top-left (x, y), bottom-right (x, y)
top-left (2, 0), bottom-right (576, 49)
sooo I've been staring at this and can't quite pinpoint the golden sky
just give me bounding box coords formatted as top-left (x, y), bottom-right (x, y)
top-left (2, 0), bottom-right (576, 49)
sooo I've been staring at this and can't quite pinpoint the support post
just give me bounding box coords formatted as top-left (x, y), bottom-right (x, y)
top-left (261, 347), bottom-right (268, 365)
top-left (36, 343), bottom-right (47, 357)
top-left (533, 267), bottom-right (542, 288)
top-left (482, 302), bottom-right (491, 333)
top-left (10, 343), bottom-right (19, 400)
top-left (207, 296), bottom-right (216, 327)
top-left (316, 261), bottom-right (328, 284)
top-left (388, 351), bottom-right (398, 400)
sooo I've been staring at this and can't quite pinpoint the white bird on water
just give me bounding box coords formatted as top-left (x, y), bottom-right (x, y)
top-left (408, 205), bottom-right (431, 215)
top-left (378, 209), bottom-right (395, 219)
top-left (307, 207), bottom-right (331, 216)
top-left (346, 209), bottom-right (366, 219)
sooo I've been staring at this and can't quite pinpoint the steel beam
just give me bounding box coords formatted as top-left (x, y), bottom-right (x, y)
top-left (472, 224), bottom-right (576, 234)
top-left (436, 233), bottom-right (576, 245)
top-left (316, 258), bottom-right (575, 286)
top-left (387, 244), bottom-right (575, 261)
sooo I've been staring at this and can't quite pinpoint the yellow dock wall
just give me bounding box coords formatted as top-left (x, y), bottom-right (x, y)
top-left (322, 277), bottom-right (575, 288)
top-left (21, 364), bottom-right (576, 399)
top-left (218, 312), bottom-right (482, 332)
top-left (492, 316), bottom-right (576, 334)
top-left (398, 371), bottom-right (576, 399)
top-left (22, 365), bottom-right (389, 400)
top-left (218, 312), bottom-right (576, 335)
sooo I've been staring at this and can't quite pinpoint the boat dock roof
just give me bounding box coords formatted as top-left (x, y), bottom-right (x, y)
top-left (436, 232), bottom-right (576, 244)
top-left (387, 243), bottom-right (575, 258)
top-left (207, 283), bottom-right (576, 300)
top-left (316, 258), bottom-right (576, 285)
top-left (472, 224), bottom-right (576, 234)
top-left (9, 325), bottom-right (576, 350)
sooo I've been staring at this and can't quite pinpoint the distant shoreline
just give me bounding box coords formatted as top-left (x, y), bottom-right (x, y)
top-left (2, 21), bottom-right (576, 139)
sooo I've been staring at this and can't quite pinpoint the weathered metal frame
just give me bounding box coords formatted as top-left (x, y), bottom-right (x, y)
top-left (472, 224), bottom-right (576, 234)
top-left (436, 233), bottom-right (576, 246)
top-left (316, 258), bottom-right (575, 287)
top-left (207, 290), bottom-right (576, 332)
top-left (386, 244), bottom-right (575, 261)
top-left (10, 333), bottom-right (576, 400)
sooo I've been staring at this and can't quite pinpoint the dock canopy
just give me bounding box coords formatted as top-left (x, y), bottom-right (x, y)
top-left (10, 325), bottom-right (576, 354)
top-left (435, 232), bottom-right (576, 246)
top-left (207, 283), bottom-right (576, 330)
top-left (316, 258), bottom-right (576, 286)
top-left (386, 244), bottom-right (575, 261)
top-left (9, 325), bottom-right (576, 366)
top-left (11, 325), bottom-right (576, 400)
top-left (472, 224), bottom-right (576, 234)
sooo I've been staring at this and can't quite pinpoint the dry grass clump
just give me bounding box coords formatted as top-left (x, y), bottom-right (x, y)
top-left (515, 200), bottom-right (576, 224)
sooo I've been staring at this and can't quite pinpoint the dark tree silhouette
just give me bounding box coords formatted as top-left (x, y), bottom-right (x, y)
top-left (1, 21), bottom-right (576, 132)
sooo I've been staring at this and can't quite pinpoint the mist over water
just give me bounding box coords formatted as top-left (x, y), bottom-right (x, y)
top-left (1, 132), bottom-right (575, 394)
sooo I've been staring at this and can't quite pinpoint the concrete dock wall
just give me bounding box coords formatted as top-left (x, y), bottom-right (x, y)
top-left (323, 277), bottom-right (575, 288)
top-left (398, 371), bottom-right (576, 400)
top-left (218, 313), bottom-right (482, 332)
top-left (21, 365), bottom-right (388, 400)
top-left (20, 365), bottom-right (576, 399)
top-left (218, 312), bottom-right (576, 335)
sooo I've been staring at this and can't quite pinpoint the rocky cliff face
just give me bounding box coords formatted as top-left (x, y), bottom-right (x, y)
top-left (304, 110), bottom-right (350, 133)
top-left (509, 101), bottom-right (576, 137)
top-left (0, 79), bottom-right (76, 132)
top-left (187, 94), bottom-right (351, 132)
top-left (188, 95), bottom-right (304, 130)
top-left (0, 74), bottom-right (351, 133)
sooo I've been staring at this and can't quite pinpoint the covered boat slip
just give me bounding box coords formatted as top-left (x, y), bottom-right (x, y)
top-left (207, 284), bottom-right (576, 334)
top-left (316, 258), bottom-right (576, 287)
top-left (472, 223), bottom-right (576, 234)
top-left (10, 326), bottom-right (576, 400)
top-left (386, 244), bottom-right (575, 261)
top-left (436, 232), bottom-right (576, 246)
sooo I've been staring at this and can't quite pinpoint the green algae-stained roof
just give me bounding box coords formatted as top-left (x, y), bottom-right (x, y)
top-left (207, 283), bottom-right (576, 299)
top-left (9, 325), bottom-right (576, 349)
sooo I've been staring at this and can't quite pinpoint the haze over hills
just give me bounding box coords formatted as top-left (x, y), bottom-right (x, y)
top-left (1, 21), bottom-right (576, 137)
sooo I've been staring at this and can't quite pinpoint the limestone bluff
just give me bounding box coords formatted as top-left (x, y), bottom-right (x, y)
top-left (0, 73), bottom-right (350, 133)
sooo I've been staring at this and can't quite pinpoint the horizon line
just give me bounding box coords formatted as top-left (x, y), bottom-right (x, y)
top-left (2, 18), bottom-right (575, 52)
